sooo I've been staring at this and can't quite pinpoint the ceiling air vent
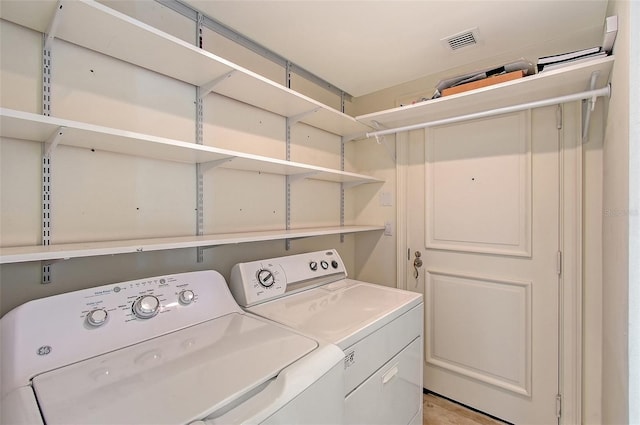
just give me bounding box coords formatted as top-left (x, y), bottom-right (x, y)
top-left (442, 28), bottom-right (481, 51)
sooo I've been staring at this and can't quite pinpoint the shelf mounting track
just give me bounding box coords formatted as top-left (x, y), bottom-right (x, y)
top-left (285, 115), bottom-right (292, 250)
top-left (340, 138), bottom-right (345, 243)
top-left (195, 12), bottom-right (205, 263)
top-left (40, 4), bottom-right (64, 283)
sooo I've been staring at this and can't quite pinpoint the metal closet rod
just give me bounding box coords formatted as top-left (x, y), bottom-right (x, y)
top-left (365, 84), bottom-right (611, 139)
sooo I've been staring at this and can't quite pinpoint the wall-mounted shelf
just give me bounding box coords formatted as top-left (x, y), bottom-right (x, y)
top-left (0, 108), bottom-right (383, 185)
top-left (0, 0), bottom-right (371, 137)
top-left (356, 56), bottom-right (615, 132)
top-left (0, 225), bottom-right (385, 264)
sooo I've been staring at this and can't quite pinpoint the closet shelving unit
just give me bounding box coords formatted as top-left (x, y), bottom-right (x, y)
top-left (0, 1), bottom-right (616, 265)
top-left (0, 0), bottom-right (383, 265)
top-left (0, 227), bottom-right (385, 265)
top-left (357, 55), bottom-right (615, 137)
top-left (0, 109), bottom-right (382, 185)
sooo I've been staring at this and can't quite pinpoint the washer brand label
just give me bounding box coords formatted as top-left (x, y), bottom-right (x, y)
top-left (344, 350), bottom-right (355, 369)
top-left (37, 345), bottom-right (52, 356)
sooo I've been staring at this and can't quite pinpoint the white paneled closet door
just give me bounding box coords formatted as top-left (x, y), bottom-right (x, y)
top-left (406, 106), bottom-right (562, 424)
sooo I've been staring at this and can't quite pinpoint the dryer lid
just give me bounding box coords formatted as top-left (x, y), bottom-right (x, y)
top-left (32, 313), bottom-right (317, 425)
top-left (248, 279), bottom-right (422, 349)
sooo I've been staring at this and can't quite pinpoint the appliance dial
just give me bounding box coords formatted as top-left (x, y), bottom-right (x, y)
top-left (257, 269), bottom-right (275, 288)
top-left (132, 295), bottom-right (160, 319)
top-left (179, 289), bottom-right (195, 305)
top-left (309, 261), bottom-right (318, 271)
top-left (320, 260), bottom-right (329, 270)
top-left (331, 260), bottom-right (339, 269)
top-left (86, 308), bottom-right (108, 327)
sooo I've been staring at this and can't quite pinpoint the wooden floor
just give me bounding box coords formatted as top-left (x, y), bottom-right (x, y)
top-left (423, 393), bottom-right (506, 425)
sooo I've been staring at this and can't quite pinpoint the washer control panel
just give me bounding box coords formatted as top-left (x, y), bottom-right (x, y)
top-left (75, 274), bottom-right (202, 329)
top-left (229, 249), bottom-right (347, 307)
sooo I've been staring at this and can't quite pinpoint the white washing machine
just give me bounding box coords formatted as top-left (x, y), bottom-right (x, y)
top-left (0, 270), bottom-right (344, 425)
top-left (229, 249), bottom-right (424, 425)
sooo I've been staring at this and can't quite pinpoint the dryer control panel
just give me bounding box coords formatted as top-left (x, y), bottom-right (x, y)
top-left (229, 249), bottom-right (347, 307)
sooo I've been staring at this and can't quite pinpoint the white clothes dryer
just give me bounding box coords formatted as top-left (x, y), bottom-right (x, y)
top-left (1, 270), bottom-right (344, 425)
top-left (229, 250), bottom-right (424, 425)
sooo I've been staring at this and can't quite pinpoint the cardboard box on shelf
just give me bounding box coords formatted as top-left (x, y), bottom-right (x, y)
top-left (441, 70), bottom-right (525, 97)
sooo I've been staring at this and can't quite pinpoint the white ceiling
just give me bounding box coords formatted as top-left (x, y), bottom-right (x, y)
top-left (184, 1), bottom-right (609, 97)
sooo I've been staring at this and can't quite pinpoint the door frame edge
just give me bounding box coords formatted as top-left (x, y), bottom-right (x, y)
top-left (558, 101), bottom-right (584, 425)
top-left (396, 131), bottom-right (409, 291)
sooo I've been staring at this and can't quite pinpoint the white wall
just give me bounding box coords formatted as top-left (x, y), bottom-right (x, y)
top-left (353, 135), bottom-right (397, 287)
top-left (0, 2), bottom-right (381, 316)
top-left (629, 2), bottom-right (640, 423)
top-left (601, 1), bottom-right (631, 423)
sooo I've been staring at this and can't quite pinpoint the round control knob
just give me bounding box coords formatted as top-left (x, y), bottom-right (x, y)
top-left (320, 260), bottom-right (329, 270)
top-left (257, 269), bottom-right (275, 288)
top-left (132, 295), bottom-right (160, 319)
top-left (179, 289), bottom-right (195, 305)
top-left (309, 261), bottom-right (318, 271)
top-left (331, 260), bottom-right (339, 269)
top-left (86, 308), bottom-right (108, 327)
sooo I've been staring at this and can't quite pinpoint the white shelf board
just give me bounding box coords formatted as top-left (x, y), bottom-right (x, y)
top-left (0, 226), bottom-right (385, 264)
top-left (213, 68), bottom-right (370, 136)
top-left (0, 0), bottom-right (370, 137)
top-left (0, 108), bottom-right (383, 185)
top-left (356, 56), bottom-right (615, 131)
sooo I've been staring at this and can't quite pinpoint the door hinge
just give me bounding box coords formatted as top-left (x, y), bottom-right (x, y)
top-left (556, 394), bottom-right (562, 418)
top-left (556, 251), bottom-right (562, 276)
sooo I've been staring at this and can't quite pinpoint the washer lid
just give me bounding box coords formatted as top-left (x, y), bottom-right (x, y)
top-left (32, 313), bottom-right (317, 425)
top-left (248, 279), bottom-right (422, 349)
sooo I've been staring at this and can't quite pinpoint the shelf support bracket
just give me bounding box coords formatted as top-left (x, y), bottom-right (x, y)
top-left (289, 171), bottom-right (320, 183)
top-left (370, 120), bottom-right (396, 161)
top-left (343, 181), bottom-right (368, 190)
top-left (287, 108), bottom-right (320, 125)
top-left (198, 244), bottom-right (218, 252)
top-left (342, 132), bottom-right (366, 144)
top-left (44, 126), bottom-right (64, 157)
top-left (582, 72), bottom-right (608, 143)
top-left (199, 157), bottom-right (235, 173)
top-left (44, 0), bottom-right (64, 51)
top-left (198, 70), bottom-right (236, 100)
